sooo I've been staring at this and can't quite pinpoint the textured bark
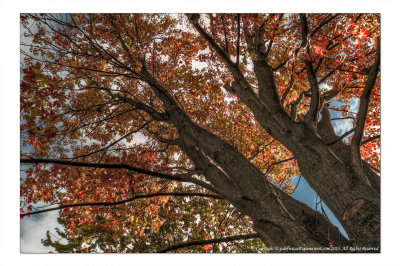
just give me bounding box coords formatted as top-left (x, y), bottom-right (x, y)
top-left (231, 57), bottom-right (380, 249)
top-left (21, 14), bottom-right (380, 252)
top-left (186, 14), bottom-right (380, 250)
top-left (134, 60), bottom-right (351, 251)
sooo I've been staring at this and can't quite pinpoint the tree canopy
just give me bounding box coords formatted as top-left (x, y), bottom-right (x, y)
top-left (20, 13), bottom-right (380, 253)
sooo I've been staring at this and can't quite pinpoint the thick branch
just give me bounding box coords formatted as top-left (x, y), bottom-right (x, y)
top-left (272, 58), bottom-right (289, 71)
top-left (350, 37), bottom-right (380, 183)
top-left (191, 13), bottom-right (295, 141)
top-left (316, 87), bottom-right (343, 117)
top-left (139, 66), bottom-right (182, 112)
top-left (299, 14), bottom-right (308, 47)
top-left (221, 15), bottom-right (229, 53)
top-left (280, 76), bottom-right (294, 105)
top-left (361, 135), bottom-right (380, 146)
top-left (304, 63), bottom-right (320, 122)
top-left (330, 117), bottom-right (355, 121)
top-left (327, 127), bottom-right (355, 146)
top-left (21, 192), bottom-right (222, 217)
top-left (300, 14), bottom-right (320, 123)
top-left (363, 160), bottom-right (380, 174)
top-left (249, 140), bottom-right (275, 162)
top-left (289, 91), bottom-right (305, 121)
top-left (110, 91), bottom-right (167, 121)
top-left (20, 158), bottom-right (218, 194)
top-left (236, 14), bottom-right (241, 66)
top-left (322, 88), bottom-right (341, 103)
top-left (177, 138), bottom-right (240, 199)
top-left (351, 39), bottom-right (380, 148)
top-left (317, 105), bottom-right (340, 145)
top-left (266, 157), bottom-right (295, 174)
top-left (158, 233), bottom-right (260, 253)
top-left (310, 14), bottom-right (340, 37)
top-left (186, 14), bottom-right (236, 72)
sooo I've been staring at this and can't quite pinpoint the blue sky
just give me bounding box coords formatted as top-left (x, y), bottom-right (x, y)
top-left (20, 97), bottom-right (358, 252)
top-left (286, 94), bottom-right (361, 240)
top-left (20, 143), bottom-right (59, 252)
top-left (18, 13), bottom-right (363, 252)
top-left (3, 2), bottom-right (400, 266)
top-left (290, 176), bottom-right (349, 239)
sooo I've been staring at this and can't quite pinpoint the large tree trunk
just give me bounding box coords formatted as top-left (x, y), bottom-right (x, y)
top-left (139, 70), bottom-right (352, 251)
top-left (289, 124), bottom-right (380, 248)
top-left (186, 14), bottom-right (380, 250)
top-left (107, 14), bottom-right (381, 250)
top-left (20, 13), bottom-right (381, 253)
top-left (219, 63), bottom-right (380, 248)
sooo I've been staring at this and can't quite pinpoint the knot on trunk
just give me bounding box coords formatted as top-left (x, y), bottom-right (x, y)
top-left (342, 198), bottom-right (365, 222)
top-left (186, 14), bottom-right (200, 24)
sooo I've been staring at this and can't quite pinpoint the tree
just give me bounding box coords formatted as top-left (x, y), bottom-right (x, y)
top-left (20, 13), bottom-right (380, 253)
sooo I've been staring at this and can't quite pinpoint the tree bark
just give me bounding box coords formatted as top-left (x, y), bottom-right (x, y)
top-left (187, 14), bottom-right (380, 249)
top-left (131, 63), bottom-right (351, 250)
top-left (21, 13), bottom-right (380, 252)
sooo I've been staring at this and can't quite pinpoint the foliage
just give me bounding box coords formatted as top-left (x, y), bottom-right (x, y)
top-left (20, 13), bottom-right (380, 252)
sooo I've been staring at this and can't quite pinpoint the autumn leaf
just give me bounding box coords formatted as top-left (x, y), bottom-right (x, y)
top-left (20, 13), bottom-right (380, 253)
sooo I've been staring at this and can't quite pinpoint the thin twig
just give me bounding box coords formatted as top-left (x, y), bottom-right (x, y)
top-left (157, 233), bottom-right (259, 253)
